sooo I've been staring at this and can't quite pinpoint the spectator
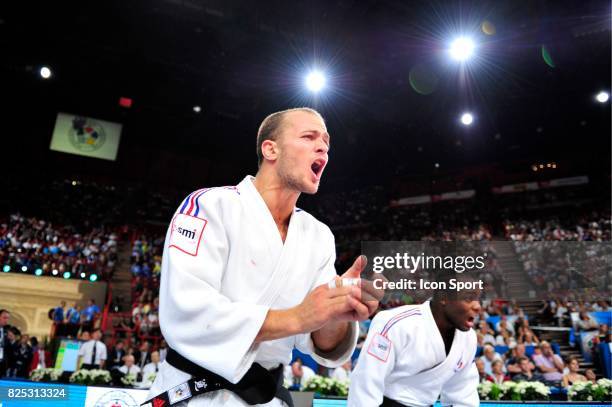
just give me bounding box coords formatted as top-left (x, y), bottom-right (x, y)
top-left (133, 341), bottom-right (151, 371)
top-left (330, 360), bottom-right (352, 381)
top-left (475, 357), bottom-right (488, 383)
top-left (481, 344), bottom-right (503, 376)
top-left (108, 341), bottom-right (126, 371)
top-left (518, 328), bottom-right (540, 346)
top-left (65, 303), bottom-right (81, 337)
top-left (562, 357), bottom-right (587, 388)
top-left (81, 299), bottom-right (100, 333)
top-left (142, 351), bottom-right (161, 377)
top-left (495, 316), bottom-right (515, 336)
top-left (13, 333), bottom-right (33, 378)
top-left (29, 337), bottom-right (51, 372)
top-left (118, 354), bottom-right (140, 377)
top-left (284, 358), bottom-right (315, 390)
top-left (513, 357), bottom-right (545, 382)
top-left (0, 309), bottom-right (10, 376)
top-left (4, 327), bottom-right (20, 377)
top-left (506, 344), bottom-right (535, 378)
top-left (532, 341), bottom-right (564, 384)
top-left (78, 328), bottom-right (107, 370)
top-left (52, 300), bottom-right (66, 338)
top-left (158, 339), bottom-right (167, 362)
top-left (478, 321), bottom-right (496, 346)
top-left (487, 360), bottom-right (510, 384)
top-left (576, 311), bottom-right (598, 332)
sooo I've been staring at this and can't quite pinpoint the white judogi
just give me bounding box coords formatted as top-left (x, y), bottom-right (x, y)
top-left (348, 302), bottom-right (478, 407)
top-left (148, 176), bottom-right (357, 406)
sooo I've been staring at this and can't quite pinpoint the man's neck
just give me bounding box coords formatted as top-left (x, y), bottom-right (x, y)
top-left (430, 301), bottom-right (455, 354)
top-left (253, 171), bottom-right (299, 228)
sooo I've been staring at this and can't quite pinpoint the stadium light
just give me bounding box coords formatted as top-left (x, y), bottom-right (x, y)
top-left (596, 91), bottom-right (609, 103)
top-left (63, 271), bottom-right (71, 279)
top-left (449, 37), bottom-right (475, 62)
top-left (460, 112), bottom-right (474, 126)
top-left (305, 70), bottom-right (326, 93)
top-left (89, 274), bottom-right (98, 282)
top-left (39, 66), bottom-right (52, 79)
top-left (193, 105), bottom-right (202, 113)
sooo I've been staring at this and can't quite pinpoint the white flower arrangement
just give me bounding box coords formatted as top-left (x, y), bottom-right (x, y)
top-left (30, 368), bottom-right (63, 382)
top-left (303, 375), bottom-right (350, 396)
top-left (478, 380), bottom-right (549, 401)
top-left (515, 381), bottom-right (550, 399)
top-left (568, 379), bottom-right (612, 402)
top-left (120, 373), bottom-right (137, 386)
top-left (69, 369), bottom-right (112, 385)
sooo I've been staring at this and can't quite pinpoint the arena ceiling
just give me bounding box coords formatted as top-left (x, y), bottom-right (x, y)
top-left (0, 0), bottom-right (610, 186)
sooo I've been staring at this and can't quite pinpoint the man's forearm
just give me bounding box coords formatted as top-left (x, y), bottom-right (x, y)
top-left (254, 309), bottom-right (302, 343)
top-left (311, 321), bottom-right (349, 352)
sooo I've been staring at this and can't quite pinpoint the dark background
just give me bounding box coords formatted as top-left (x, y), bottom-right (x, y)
top-left (0, 0), bottom-right (609, 201)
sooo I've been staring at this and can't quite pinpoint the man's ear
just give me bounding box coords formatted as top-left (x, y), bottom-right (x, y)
top-left (261, 139), bottom-right (279, 162)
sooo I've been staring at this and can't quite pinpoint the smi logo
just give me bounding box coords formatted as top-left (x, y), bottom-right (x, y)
top-left (177, 226), bottom-right (197, 239)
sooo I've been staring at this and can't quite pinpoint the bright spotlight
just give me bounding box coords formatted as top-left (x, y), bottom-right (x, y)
top-left (305, 71), bottom-right (326, 93)
top-left (193, 105), bottom-right (202, 113)
top-left (89, 274), bottom-right (98, 282)
top-left (52, 269), bottom-right (59, 276)
top-left (80, 272), bottom-right (86, 279)
top-left (63, 271), bottom-right (71, 279)
top-left (2, 265), bottom-right (9, 272)
top-left (39, 66), bottom-right (52, 79)
top-left (35, 268), bottom-right (43, 276)
top-left (449, 37), bottom-right (475, 61)
top-left (596, 91), bottom-right (609, 103)
top-left (21, 266), bottom-right (28, 272)
top-left (460, 112), bottom-right (474, 126)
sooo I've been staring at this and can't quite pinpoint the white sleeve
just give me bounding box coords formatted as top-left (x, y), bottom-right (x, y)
top-left (347, 316), bottom-right (397, 407)
top-left (440, 359), bottom-right (480, 407)
top-left (77, 343), bottom-right (86, 358)
top-left (99, 344), bottom-right (107, 361)
top-left (159, 191), bottom-right (270, 384)
top-left (294, 225), bottom-right (358, 367)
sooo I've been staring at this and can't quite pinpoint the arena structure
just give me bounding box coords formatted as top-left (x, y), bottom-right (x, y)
top-left (0, 1), bottom-right (610, 406)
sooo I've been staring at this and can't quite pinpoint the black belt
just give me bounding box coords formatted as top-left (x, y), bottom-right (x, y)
top-left (380, 397), bottom-right (435, 407)
top-left (142, 348), bottom-right (293, 406)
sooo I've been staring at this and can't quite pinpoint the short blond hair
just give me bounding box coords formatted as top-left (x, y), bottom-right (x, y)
top-left (256, 107), bottom-right (323, 167)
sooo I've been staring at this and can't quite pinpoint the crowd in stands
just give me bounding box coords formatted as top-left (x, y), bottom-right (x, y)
top-left (1, 177), bottom-right (610, 396)
top-left (0, 214), bottom-right (119, 281)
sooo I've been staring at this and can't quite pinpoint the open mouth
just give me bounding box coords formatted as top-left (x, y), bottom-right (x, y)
top-left (311, 158), bottom-right (326, 179)
top-left (466, 316), bottom-right (475, 328)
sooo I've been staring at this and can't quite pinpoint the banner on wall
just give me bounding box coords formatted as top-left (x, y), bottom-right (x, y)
top-left (49, 112), bottom-right (122, 161)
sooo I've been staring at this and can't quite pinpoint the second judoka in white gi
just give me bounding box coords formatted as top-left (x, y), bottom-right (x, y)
top-left (348, 295), bottom-right (481, 407)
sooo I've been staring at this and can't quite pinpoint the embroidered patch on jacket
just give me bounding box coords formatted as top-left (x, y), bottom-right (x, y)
top-left (167, 382), bottom-right (192, 405)
top-left (169, 213), bottom-right (207, 256)
top-left (367, 333), bottom-right (392, 362)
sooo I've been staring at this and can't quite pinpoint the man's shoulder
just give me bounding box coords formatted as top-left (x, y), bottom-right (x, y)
top-left (175, 185), bottom-right (241, 218)
top-left (370, 304), bottom-right (427, 335)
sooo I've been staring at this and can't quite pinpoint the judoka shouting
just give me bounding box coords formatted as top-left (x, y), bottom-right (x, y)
top-left (348, 284), bottom-right (481, 407)
top-left (146, 107), bottom-right (383, 407)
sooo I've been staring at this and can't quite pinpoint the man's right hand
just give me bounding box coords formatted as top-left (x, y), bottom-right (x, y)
top-left (292, 283), bottom-right (366, 334)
